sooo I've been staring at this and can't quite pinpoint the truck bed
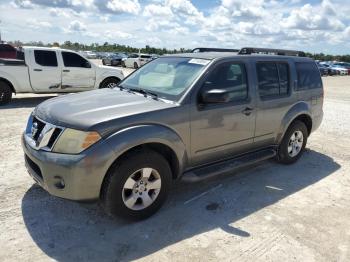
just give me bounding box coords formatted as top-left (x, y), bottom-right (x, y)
top-left (0, 58), bottom-right (26, 66)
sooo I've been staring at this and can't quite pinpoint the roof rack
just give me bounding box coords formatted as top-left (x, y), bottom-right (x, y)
top-left (238, 47), bottom-right (305, 57)
top-left (191, 47), bottom-right (240, 53)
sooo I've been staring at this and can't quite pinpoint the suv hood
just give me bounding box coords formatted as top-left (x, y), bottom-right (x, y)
top-left (34, 89), bottom-right (177, 134)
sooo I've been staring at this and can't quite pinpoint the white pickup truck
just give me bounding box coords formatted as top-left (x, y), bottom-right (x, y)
top-left (0, 46), bottom-right (124, 105)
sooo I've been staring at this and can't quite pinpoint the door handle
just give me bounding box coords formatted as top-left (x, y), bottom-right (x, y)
top-left (63, 69), bottom-right (70, 72)
top-left (34, 69), bottom-right (42, 72)
top-left (242, 107), bottom-right (253, 116)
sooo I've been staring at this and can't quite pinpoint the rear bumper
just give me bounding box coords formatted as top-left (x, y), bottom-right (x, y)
top-left (22, 133), bottom-right (116, 201)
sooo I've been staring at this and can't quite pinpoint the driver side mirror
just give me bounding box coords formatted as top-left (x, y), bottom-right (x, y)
top-left (201, 89), bottom-right (230, 104)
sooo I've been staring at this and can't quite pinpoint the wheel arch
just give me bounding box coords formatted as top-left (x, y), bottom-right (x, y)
top-left (99, 125), bottom-right (188, 198)
top-left (276, 102), bottom-right (313, 144)
top-left (0, 77), bottom-right (16, 93)
top-left (99, 76), bottom-right (121, 89)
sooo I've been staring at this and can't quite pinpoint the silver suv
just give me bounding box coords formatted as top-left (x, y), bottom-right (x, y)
top-left (22, 48), bottom-right (323, 219)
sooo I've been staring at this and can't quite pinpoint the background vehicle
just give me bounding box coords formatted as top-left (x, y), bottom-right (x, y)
top-left (84, 51), bottom-right (97, 59)
top-left (321, 63), bottom-right (339, 75)
top-left (123, 53), bottom-right (152, 68)
top-left (0, 43), bottom-right (17, 59)
top-left (330, 65), bottom-right (348, 75)
top-left (0, 46), bottom-right (124, 105)
top-left (317, 64), bottom-right (329, 76)
top-left (22, 47), bottom-right (323, 220)
top-left (102, 53), bottom-right (127, 66)
top-left (333, 62), bottom-right (350, 75)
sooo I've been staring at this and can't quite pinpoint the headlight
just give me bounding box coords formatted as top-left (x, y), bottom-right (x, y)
top-left (52, 128), bottom-right (101, 154)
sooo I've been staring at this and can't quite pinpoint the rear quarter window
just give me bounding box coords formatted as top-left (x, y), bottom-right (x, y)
top-left (296, 62), bottom-right (322, 90)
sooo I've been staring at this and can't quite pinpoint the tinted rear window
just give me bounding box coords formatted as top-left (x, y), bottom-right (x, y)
top-left (296, 62), bottom-right (322, 90)
top-left (141, 55), bottom-right (151, 58)
top-left (34, 50), bottom-right (58, 67)
top-left (257, 62), bottom-right (290, 98)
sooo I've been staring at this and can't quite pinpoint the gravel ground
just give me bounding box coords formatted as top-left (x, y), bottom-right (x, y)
top-left (0, 74), bottom-right (350, 262)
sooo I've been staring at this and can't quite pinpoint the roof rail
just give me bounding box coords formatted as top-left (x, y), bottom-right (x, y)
top-left (191, 47), bottom-right (239, 53)
top-left (238, 47), bottom-right (306, 57)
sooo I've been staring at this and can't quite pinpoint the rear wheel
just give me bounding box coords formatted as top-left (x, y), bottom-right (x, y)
top-left (101, 150), bottom-right (172, 220)
top-left (277, 120), bottom-right (308, 164)
top-left (0, 81), bottom-right (12, 106)
top-left (134, 62), bottom-right (139, 69)
top-left (121, 61), bottom-right (126, 67)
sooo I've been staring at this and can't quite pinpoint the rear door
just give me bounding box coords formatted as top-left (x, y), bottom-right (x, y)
top-left (29, 49), bottom-right (62, 92)
top-left (60, 51), bottom-right (95, 91)
top-left (253, 60), bottom-right (295, 147)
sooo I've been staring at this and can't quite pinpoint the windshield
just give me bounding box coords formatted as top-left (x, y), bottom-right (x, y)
top-left (119, 57), bottom-right (210, 101)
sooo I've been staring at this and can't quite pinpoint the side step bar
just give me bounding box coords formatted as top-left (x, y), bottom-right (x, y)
top-left (181, 148), bottom-right (277, 183)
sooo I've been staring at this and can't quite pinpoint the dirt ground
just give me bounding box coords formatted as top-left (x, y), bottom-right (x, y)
top-left (1, 74), bottom-right (350, 262)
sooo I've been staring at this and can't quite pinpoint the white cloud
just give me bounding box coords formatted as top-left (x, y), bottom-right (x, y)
top-left (143, 4), bottom-right (173, 17)
top-left (105, 0), bottom-right (141, 14)
top-left (66, 20), bottom-right (87, 33)
top-left (282, 3), bottom-right (345, 31)
top-left (27, 18), bottom-right (52, 29)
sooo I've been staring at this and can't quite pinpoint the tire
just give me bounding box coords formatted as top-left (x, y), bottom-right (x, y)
top-left (102, 60), bottom-right (106, 65)
top-left (0, 81), bottom-right (12, 106)
top-left (101, 150), bottom-right (172, 220)
top-left (134, 62), bottom-right (139, 69)
top-left (277, 120), bottom-right (308, 164)
top-left (121, 61), bottom-right (126, 68)
top-left (100, 78), bottom-right (121, 89)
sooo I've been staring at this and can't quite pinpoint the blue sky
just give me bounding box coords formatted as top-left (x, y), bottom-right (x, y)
top-left (0, 0), bottom-right (349, 54)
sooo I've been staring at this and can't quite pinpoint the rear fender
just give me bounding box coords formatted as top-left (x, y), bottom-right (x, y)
top-left (275, 102), bottom-right (312, 144)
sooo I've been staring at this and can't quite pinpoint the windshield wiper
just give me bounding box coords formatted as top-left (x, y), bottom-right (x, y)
top-left (129, 88), bottom-right (158, 99)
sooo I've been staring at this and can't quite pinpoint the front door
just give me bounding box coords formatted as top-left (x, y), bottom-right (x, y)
top-left (190, 60), bottom-right (256, 166)
top-left (61, 51), bottom-right (95, 91)
top-left (30, 49), bottom-right (61, 92)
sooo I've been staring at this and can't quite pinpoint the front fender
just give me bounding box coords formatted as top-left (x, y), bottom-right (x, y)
top-left (275, 102), bottom-right (312, 144)
top-left (105, 124), bottom-right (187, 177)
top-left (95, 67), bottom-right (124, 88)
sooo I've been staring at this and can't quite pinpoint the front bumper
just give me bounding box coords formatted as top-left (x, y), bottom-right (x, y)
top-left (22, 134), bottom-right (116, 201)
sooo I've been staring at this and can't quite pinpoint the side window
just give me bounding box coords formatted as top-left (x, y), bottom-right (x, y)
top-left (203, 62), bottom-right (248, 103)
top-left (278, 63), bottom-right (289, 95)
top-left (62, 52), bottom-right (90, 68)
top-left (34, 50), bottom-right (58, 67)
top-left (257, 62), bottom-right (290, 98)
top-left (296, 62), bottom-right (322, 90)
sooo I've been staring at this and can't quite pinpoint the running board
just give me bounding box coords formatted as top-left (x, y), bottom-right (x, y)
top-left (181, 148), bottom-right (277, 183)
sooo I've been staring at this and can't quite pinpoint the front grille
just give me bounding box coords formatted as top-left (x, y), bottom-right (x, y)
top-left (32, 117), bottom-right (45, 141)
top-left (25, 154), bottom-right (43, 179)
top-left (26, 116), bottom-right (64, 151)
top-left (47, 128), bottom-right (63, 148)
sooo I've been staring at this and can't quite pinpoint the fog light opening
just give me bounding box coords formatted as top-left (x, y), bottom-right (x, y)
top-left (53, 176), bottom-right (65, 189)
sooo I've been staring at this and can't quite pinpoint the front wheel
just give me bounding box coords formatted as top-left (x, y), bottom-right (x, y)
top-left (134, 62), bottom-right (139, 69)
top-left (0, 81), bottom-right (12, 106)
top-left (100, 78), bottom-right (120, 89)
top-left (277, 120), bottom-right (308, 164)
top-left (101, 150), bottom-right (172, 220)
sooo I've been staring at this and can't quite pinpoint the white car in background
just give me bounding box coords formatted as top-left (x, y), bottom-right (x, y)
top-left (0, 46), bottom-right (124, 105)
top-left (123, 53), bottom-right (152, 69)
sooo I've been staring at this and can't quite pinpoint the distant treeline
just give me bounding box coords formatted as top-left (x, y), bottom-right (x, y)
top-left (9, 40), bottom-right (191, 55)
top-left (8, 40), bottom-right (350, 62)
